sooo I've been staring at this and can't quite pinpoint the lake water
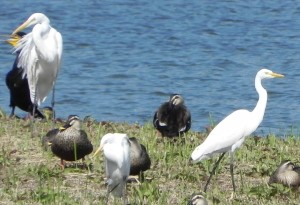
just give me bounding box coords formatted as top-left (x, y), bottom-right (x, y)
top-left (1, 0), bottom-right (300, 136)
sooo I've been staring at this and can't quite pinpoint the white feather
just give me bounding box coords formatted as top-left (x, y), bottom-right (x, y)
top-left (12, 13), bottom-right (62, 106)
top-left (100, 133), bottom-right (130, 198)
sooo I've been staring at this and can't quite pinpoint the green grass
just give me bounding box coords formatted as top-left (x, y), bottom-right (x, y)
top-left (0, 113), bottom-right (300, 204)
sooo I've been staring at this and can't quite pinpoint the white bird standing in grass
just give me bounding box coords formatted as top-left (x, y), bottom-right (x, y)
top-left (11, 13), bottom-right (62, 121)
top-left (93, 133), bottom-right (130, 204)
top-left (191, 68), bottom-right (284, 192)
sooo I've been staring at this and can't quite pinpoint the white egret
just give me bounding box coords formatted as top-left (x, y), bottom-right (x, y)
top-left (93, 133), bottom-right (130, 204)
top-left (46, 115), bottom-right (93, 169)
top-left (153, 94), bottom-right (191, 137)
top-left (269, 160), bottom-right (300, 187)
top-left (191, 68), bottom-right (284, 192)
top-left (11, 13), bottom-right (63, 120)
top-left (5, 32), bottom-right (44, 118)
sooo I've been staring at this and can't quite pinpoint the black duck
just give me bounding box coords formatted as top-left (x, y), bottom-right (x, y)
top-left (153, 94), bottom-right (191, 137)
top-left (129, 137), bottom-right (151, 180)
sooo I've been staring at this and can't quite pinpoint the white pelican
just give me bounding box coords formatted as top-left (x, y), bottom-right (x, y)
top-left (191, 69), bottom-right (284, 192)
top-left (11, 13), bottom-right (63, 118)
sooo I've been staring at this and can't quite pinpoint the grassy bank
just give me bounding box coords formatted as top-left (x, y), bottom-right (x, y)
top-left (0, 112), bottom-right (299, 205)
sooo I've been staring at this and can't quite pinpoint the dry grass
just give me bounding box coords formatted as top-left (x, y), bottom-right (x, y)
top-left (0, 113), bottom-right (300, 204)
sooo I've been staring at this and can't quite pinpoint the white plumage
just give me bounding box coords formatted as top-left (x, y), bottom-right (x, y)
top-left (191, 68), bottom-right (284, 191)
top-left (12, 13), bottom-right (62, 106)
top-left (94, 133), bottom-right (131, 198)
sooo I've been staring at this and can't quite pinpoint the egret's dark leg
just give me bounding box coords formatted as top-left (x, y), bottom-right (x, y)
top-left (10, 106), bottom-right (15, 117)
top-left (230, 152), bottom-right (236, 192)
top-left (203, 152), bottom-right (226, 192)
top-left (51, 86), bottom-right (56, 128)
top-left (31, 100), bottom-right (37, 137)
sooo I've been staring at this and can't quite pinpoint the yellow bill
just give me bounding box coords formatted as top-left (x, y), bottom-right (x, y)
top-left (12, 18), bottom-right (33, 35)
top-left (6, 34), bottom-right (21, 47)
top-left (271, 72), bottom-right (284, 78)
top-left (59, 127), bottom-right (66, 131)
top-left (92, 145), bottom-right (103, 158)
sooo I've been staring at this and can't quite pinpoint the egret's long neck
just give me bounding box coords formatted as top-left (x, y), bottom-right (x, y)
top-left (32, 23), bottom-right (52, 60)
top-left (252, 76), bottom-right (267, 125)
top-left (34, 23), bottom-right (50, 42)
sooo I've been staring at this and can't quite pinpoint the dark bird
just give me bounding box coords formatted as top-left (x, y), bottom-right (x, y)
top-left (129, 137), bottom-right (151, 180)
top-left (42, 128), bottom-right (59, 151)
top-left (269, 160), bottom-right (300, 187)
top-left (41, 113), bottom-right (71, 151)
top-left (153, 94), bottom-right (191, 137)
top-left (49, 115), bottom-right (93, 168)
top-left (5, 32), bottom-right (44, 118)
top-left (187, 194), bottom-right (208, 205)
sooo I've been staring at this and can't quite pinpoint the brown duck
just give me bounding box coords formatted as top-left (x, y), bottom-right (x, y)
top-left (269, 160), bottom-right (300, 187)
top-left (49, 115), bottom-right (93, 168)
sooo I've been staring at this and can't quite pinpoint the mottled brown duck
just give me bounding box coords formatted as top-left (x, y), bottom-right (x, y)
top-left (269, 160), bottom-right (300, 188)
top-left (49, 115), bottom-right (93, 168)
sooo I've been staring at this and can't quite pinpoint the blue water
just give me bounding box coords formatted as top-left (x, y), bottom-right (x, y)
top-left (1, 1), bottom-right (300, 136)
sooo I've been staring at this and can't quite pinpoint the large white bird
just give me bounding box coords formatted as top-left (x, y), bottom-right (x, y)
top-left (191, 68), bottom-right (284, 192)
top-left (93, 133), bottom-right (131, 204)
top-left (11, 13), bottom-right (63, 117)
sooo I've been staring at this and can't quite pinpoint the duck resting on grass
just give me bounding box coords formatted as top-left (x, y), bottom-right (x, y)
top-left (187, 194), bottom-right (208, 205)
top-left (45, 115), bottom-right (93, 169)
top-left (153, 94), bottom-right (191, 138)
top-left (269, 160), bottom-right (300, 188)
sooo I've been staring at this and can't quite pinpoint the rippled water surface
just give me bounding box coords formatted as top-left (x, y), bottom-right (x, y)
top-left (1, 1), bottom-right (300, 135)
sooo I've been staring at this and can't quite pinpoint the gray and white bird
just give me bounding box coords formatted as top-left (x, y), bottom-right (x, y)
top-left (93, 133), bottom-right (131, 204)
top-left (269, 160), bottom-right (300, 187)
top-left (153, 94), bottom-right (191, 138)
top-left (187, 194), bottom-right (208, 205)
top-left (49, 115), bottom-right (93, 168)
top-left (129, 137), bottom-right (151, 180)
